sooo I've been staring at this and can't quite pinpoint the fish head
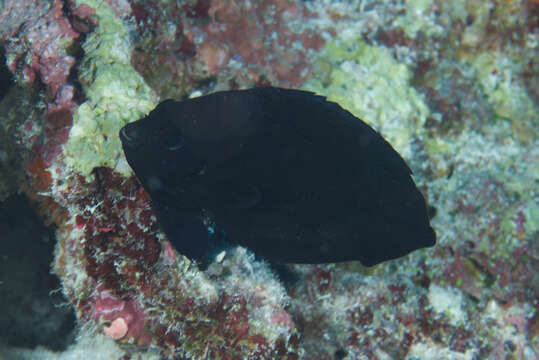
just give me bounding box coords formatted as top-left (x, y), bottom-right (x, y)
top-left (119, 100), bottom-right (205, 197)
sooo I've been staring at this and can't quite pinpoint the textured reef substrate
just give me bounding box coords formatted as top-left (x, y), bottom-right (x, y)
top-left (0, 0), bottom-right (537, 359)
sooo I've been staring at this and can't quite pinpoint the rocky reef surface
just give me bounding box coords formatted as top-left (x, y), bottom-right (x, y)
top-left (0, 0), bottom-right (536, 359)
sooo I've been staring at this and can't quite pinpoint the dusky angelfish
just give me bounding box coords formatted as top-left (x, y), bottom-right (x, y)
top-left (119, 88), bottom-right (436, 267)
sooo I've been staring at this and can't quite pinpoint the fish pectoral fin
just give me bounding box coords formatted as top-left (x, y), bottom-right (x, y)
top-left (155, 204), bottom-right (211, 261)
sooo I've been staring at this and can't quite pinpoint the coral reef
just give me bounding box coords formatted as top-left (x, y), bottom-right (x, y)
top-left (305, 39), bottom-right (430, 159)
top-left (130, 0), bottom-right (324, 99)
top-left (0, 0), bottom-right (537, 359)
top-left (63, 0), bottom-right (157, 177)
top-left (0, 0), bottom-right (78, 103)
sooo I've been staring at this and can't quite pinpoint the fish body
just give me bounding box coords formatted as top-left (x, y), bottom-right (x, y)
top-left (120, 88), bottom-right (436, 266)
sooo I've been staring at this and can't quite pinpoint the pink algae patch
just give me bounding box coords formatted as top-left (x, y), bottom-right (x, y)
top-left (93, 288), bottom-right (150, 344)
top-left (103, 317), bottom-right (128, 339)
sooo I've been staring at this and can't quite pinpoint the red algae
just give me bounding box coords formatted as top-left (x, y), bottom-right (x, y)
top-left (0, 0), bottom-right (79, 101)
top-left (130, 0), bottom-right (322, 99)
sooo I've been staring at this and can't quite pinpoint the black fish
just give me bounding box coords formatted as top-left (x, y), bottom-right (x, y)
top-left (119, 88), bottom-right (435, 266)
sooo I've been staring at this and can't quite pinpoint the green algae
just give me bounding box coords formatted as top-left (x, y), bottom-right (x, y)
top-left (471, 51), bottom-right (537, 132)
top-left (392, 0), bottom-right (443, 38)
top-left (64, 0), bottom-right (157, 178)
top-left (305, 39), bottom-right (430, 159)
top-left (524, 202), bottom-right (538, 238)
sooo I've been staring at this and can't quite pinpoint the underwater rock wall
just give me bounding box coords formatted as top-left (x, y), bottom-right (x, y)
top-left (0, 0), bottom-right (536, 359)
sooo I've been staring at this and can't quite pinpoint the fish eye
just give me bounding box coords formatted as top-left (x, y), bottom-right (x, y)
top-left (165, 135), bottom-right (184, 151)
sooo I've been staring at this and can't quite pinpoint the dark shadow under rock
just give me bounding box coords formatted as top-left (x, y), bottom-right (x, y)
top-left (0, 194), bottom-right (75, 351)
